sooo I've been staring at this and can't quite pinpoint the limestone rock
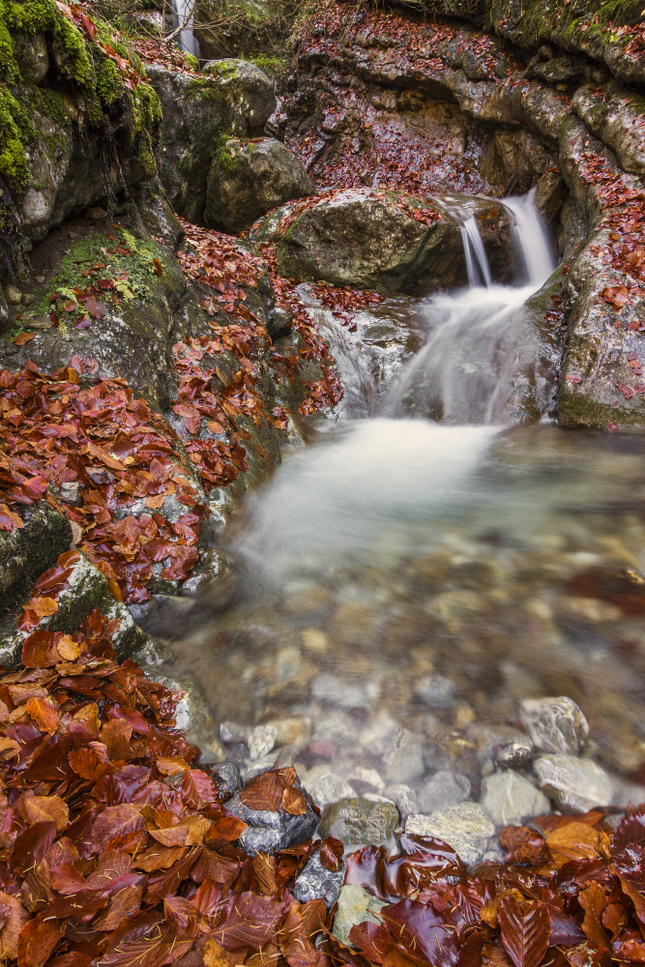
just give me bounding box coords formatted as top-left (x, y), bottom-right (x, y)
top-left (520, 696), bottom-right (589, 756)
top-left (202, 59), bottom-right (276, 134)
top-left (226, 779), bottom-right (319, 853)
top-left (206, 137), bottom-right (314, 233)
top-left (481, 771), bottom-right (551, 828)
top-left (13, 31), bottom-right (49, 84)
top-left (319, 798), bottom-right (399, 846)
top-left (293, 851), bottom-right (346, 910)
top-left (534, 754), bottom-right (615, 813)
top-left (414, 674), bottom-right (457, 709)
top-left (332, 884), bottom-right (388, 947)
top-left (405, 802), bottom-right (495, 867)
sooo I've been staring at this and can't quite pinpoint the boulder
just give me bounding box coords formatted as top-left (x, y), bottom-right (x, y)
top-left (405, 802), bottom-right (495, 867)
top-left (534, 754), bottom-right (615, 813)
top-left (254, 189), bottom-right (510, 295)
top-left (481, 771), bottom-right (551, 828)
top-left (225, 779), bottom-right (319, 853)
top-left (0, 500), bottom-right (71, 616)
top-left (205, 137), bottom-right (314, 233)
top-left (147, 60), bottom-right (275, 223)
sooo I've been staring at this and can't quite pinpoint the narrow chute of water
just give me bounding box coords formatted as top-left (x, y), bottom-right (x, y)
top-left (172, 0), bottom-right (200, 58)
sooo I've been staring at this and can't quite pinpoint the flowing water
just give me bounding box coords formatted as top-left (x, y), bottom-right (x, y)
top-left (172, 0), bottom-right (200, 58)
top-left (149, 193), bottom-right (645, 816)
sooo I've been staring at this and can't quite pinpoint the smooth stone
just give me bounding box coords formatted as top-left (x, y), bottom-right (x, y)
top-left (405, 802), bottom-right (495, 867)
top-left (293, 851), bottom-right (346, 910)
top-left (267, 717), bottom-right (312, 749)
top-left (520, 696), bottom-right (589, 755)
top-left (247, 725), bottom-right (278, 761)
top-left (349, 767), bottom-right (385, 796)
top-left (307, 771), bottom-right (355, 811)
top-left (226, 778), bottom-right (319, 853)
top-left (359, 712), bottom-right (399, 756)
top-left (319, 797), bottom-right (399, 846)
top-left (210, 762), bottom-right (243, 801)
top-left (384, 784), bottom-right (419, 820)
top-left (417, 769), bottom-right (471, 813)
top-left (332, 884), bottom-right (388, 947)
top-left (311, 672), bottom-right (380, 709)
top-left (533, 754), bottom-right (614, 814)
top-left (481, 771), bottom-right (551, 828)
top-left (495, 738), bottom-right (535, 770)
top-left (58, 481), bottom-right (83, 506)
top-left (414, 673), bottom-right (457, 709)
top-left (220, 720), bottom-right (248, 745)
top-left (85, 206), bottom-right (108, 220)
top-left (4, 286), bottom-right (22, 305)
top-left (240, 752), bottom-right (279, 782)
top-left (382, 728), bottom-right (425, 784)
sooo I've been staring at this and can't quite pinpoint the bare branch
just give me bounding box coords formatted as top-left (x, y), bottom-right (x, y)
top-left (162, 0), bottom-right (198, 43)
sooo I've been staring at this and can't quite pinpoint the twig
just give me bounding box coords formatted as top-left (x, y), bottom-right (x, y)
top-left (162, 0), bottom-right (198, 43)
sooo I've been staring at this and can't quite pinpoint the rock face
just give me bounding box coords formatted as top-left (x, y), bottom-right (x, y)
top-left (206, 137), bottom-right (314, 233)
top-left (0, 500), bottom-right (71, 615)
top-left (147, 61), bottom-right (276, 223)
top-left (255, 190), bottom-right (510, 295)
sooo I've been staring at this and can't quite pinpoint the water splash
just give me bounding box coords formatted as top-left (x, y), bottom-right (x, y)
top-left (460, 216), bottom-right (492, 288)
top-left (503, 186), bottom-right (556, 287)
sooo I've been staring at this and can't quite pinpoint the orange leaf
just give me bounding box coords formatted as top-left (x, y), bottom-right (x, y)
top-left (13, 333), bottom-right (35, 346)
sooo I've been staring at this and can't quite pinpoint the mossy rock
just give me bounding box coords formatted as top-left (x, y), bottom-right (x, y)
top-left (0, 499), bottom-right (72, 616)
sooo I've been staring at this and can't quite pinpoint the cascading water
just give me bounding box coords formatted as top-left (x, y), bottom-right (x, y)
top-left (172, 0), bottom-right (200, 58)
top-left (149, 190), bottom-right (645, 815)
top-left (459, 215), bottom-right (492, 288)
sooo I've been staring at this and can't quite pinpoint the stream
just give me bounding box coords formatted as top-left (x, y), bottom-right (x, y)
top-left (150, 193), bottom-right (645, 820)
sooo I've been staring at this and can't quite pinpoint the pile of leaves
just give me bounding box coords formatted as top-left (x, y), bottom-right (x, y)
top-left (5, 586), bottom-right (645, 967)
top-left (177, 219), bottom-right (343, 419)
top-left (309, 282), bottom-right (384, 332)
top-left (129, 37), bottom-right (200, 75)
top-left (0, 362), bottom-right (206, 602)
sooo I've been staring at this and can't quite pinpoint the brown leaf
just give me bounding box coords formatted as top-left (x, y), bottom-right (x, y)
top-left (17, 917), bottom-right (60, 967)
top-left (22, 795), bottom-right (69, 832)
top-left (578, 883), bottom-right (609, 951)
top-left (253, 853), bottom-right (278, 896)
top-left (282, 785), bottom-right (307, 815)
top-left (25, 697), bottom-right (60, 733)
top-left (27, 596), bottom-right (59, 618)
top-left (203, 939), bottom-right (228, 967)
top-left (148, 815), bottom-right (211, 847)
top-left (498, 895), bottom-right (549, 967)
top-left (90, 804), bottom-right (145, 853)
top-left (0, 894), bottom-right (28, 960)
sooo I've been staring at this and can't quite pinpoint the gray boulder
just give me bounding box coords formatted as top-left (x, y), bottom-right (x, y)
top-left (147, 60), bottom-right (276, 223)
top-left (417, 770), bottom-right (471, 813)
top-left (293, 851), bottom-right (346, 910)
top-left (206, 137), bottom-right (314, 233)
top-left (0, 500), bottom-right (71, 617)
top-left (405, 802), bottom-right (495, 867)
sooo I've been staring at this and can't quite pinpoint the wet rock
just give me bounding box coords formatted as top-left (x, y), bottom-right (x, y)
top-left (13, 31), bottom-right (49, 84)
top-left (267, 717), bottom-right (312, 750)
top-left (0, 500), bottom-right (71, 618)
top-left (248, 725), bottom-right (278, 761)
top-left (255, 189), bottom-right (509, 296)
top-left (293, 851), bottom-right (346, 910)
top-left (520, 696), bottom-right (589, 755)
top-left (210, 762), bottom-right (243, 801)
top-left (332, 884), bottom-right (388, 947)
top-left (226, 778), bottom-right (319, 853)
top-left (202, 59), bottom-right (276, 133)
top-left (4, 286), bottom-right (22, 305)
top-left (205, 137), bottom-right (314, 233)
top-left (319, 798), bottom-right (399, 846)
top-left (481, 771), bottom-right (551, 827)
top-left (307, 772), bottom-right (355, 811)
top-left (414, 674), bottom-right (457, 709)
top-left (349, 767), bottom-right (385, 797)
top-left (417, 770), bottom-right (471, 813)
top-left (383, 728), bottom-right (425, 784)
top-left (384, 784), bottom-right (419, 821)
top-left (534, 754), bottom-right (615, 813)
top-left (405, 803), bottom-right (495, 867)
top-left (311, 673), bottom-right (380, 709)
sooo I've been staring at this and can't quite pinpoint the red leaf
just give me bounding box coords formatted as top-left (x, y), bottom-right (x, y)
top-left (498, 896), bottom-right (549, 967)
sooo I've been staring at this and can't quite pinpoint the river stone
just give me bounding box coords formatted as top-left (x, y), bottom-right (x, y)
top-left (481, 771), bottom-right (551, 828)
top-left (226, 778), bottom-right (319, 853)
top-left (319, 798), bottom-right (399, 846)
top-left (383, 729), bottom-right (425, 784)
top-left (520, 696), bottom-right (589, 755)
top-left (206, 137), bottom-right (314, 233)
top-left (332, 884), bottom-right (388, 947)
top-left (311, 673), bottom-right (380, 710)
top-left (293, 850), bottom-right (346, 910)
top-left (307, 772), bottom-right (355, 811)
top-left (384, 784), bottom-right (419, 820)
top-left (533, 754), bottom-right (615, 814)
top-left (417, 770), bottom-right (471, 813)
top-left (248, 725), bottom-right (278, 761)
top-left (414, 673), bottom-right (457, 709)
top-left (405, 803), bottom-right (495, 867)
top-left (211, 763), bottom-right (243, 801)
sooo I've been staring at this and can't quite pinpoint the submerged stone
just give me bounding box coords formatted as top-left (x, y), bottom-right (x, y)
top-left (534, 754), bottom-right (614, 813)
top-left (293, 851), bottom-right (346, 910)
top-left (319, 797), bottom-right (399, 846)
top-left (332, 884), bottom-right (388, 947)
top-left (405, 802), bottom-right (495, 867)
top-left (520, 695), bottom-right (589, 756)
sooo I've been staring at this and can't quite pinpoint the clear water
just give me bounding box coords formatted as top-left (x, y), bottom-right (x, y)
top-left (149, 194), bottom-right (645, 810)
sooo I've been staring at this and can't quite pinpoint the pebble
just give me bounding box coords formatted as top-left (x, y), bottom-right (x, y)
top-left (332, 884), bottom-right (388, 947)
top-left (349, 767), bottom-right (385, 795)
top-left (480, 771), bottom-right (551, 827)
top-left (533, 754), bottom-right (614, 813)
top-left (267, 717), bottom-right (312, 748)
top-left (319, 797), bottom-right (399, 846)
top-left (384, 784), bottom-right (418, 820)
top-left (359, 712), bottom-right (399, 756)
top-left (405, 802), bottom-right (495, 867)
top-left (210, 762), bottom-right (243, 801)
top-left (35, 274), bottom-right (45, 284)
top-left (247, 725), bottom-right (278, 761)
top-left (59, 481), bottom-right (83, 506)
top-left (307, 771), bottom-right (355, 810)
top-left (414, 673), bottom-right (457, 709)
top-left (383, 728), bottom-right (425, 784)
top-left (520, 696), bottom-right (589, 756)
top-left (417, 769), bottom-right (471, 813)
top-left (293, 851), bottom-right (346, 909)
top-left (4, 285), bottom-right (22, 305)
top-left (311, 672), bottom-right (380, 709)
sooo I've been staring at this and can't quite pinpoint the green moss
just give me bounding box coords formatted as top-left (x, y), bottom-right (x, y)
top-left (248, 54), bottom-right (286, 78)
top-left (96, 55), bottom-right (125, 108)
top-left (186, 75), bottom-right (226, 103)
top-left (0, 83), bottom-right (35, 190)
top-left (203, 60), bottom-right (242, 81)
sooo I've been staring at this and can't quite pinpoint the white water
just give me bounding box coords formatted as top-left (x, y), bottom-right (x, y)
top-left (172, 0), bottom-right (200, 58)
top-left (460, 216), bottom-right (493, 288)
top-left (503, 187), bottom-right (555, 287)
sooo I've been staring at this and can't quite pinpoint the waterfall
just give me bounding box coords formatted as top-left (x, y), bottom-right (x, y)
top-left (502, 186), bottom-right (555, 287)
top-left (459, 216), bottom-right (492, 288)
top-left (172, 0), bottom-right (200, 58)
top-left (385, 190), bottom-right (557, 424)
